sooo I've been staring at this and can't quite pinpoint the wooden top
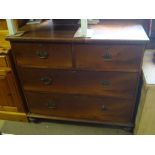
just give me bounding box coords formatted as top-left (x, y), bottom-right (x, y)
top-left (143, 49), bottom-right (155, 85)
top-left (6, 20), bottom-right (149, 44)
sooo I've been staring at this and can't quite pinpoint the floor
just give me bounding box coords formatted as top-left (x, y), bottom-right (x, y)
top-left (0, 119), bottom-right (131, 135)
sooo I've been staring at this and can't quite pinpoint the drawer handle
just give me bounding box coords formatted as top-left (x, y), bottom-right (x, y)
top-left (47, 101), bottom-right (56, 109)
top-left (101, 105), bottom-right (107, 111)
top-left (101, 80), bottom-right (110, 86)
top-left (36, 51), bottom-right (49, 59)
top-left (102, 51), bottom-right (112, 61)
top-left (41, 76), bottom-right (52, 85)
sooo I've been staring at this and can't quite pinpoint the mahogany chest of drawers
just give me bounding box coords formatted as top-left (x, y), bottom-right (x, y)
top-left (7, 20), bottom-right (149, 129)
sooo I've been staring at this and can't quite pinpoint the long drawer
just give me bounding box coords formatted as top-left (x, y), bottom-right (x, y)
top-left (19, 68), bottom-right (138, 99)
top-left (74, 44), bottom-right (144, 72)
top-left (25, 91), bottom-right (134, 123)
top-left (12, 42), bottom-right (72, 68)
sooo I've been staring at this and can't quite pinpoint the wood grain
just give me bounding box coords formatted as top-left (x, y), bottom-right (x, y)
top-left (0, 55), bottom-right (8, 67)
top-left (26, 91), bottom-right (134, 123)
top-left (0, 68), bottom-right (25, 112)
top-left (6, 20), bottom-right (148, 127)
top-left (19, 67), bottom-right (138, 99)
top-left (0, 70), bottom-right (17, 107)
top-left (12, 42), bottom-right (72, 69)
top-left (0, 50), bottom-right (26, 123)
top-left (74, 44), bottom-right (145, 72)
top-left (0, 30), bottom-right (10, 50)
top-left (6, 20), bottom-right (149, 43)
top-left (0, 111), bottom-right (27, 122)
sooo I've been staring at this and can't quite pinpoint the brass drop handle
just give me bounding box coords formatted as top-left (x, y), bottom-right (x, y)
top-left (47, 101), bottom-right (56, 109)
top-left (101, 80), bottom-right (110, 86)
top-left (36, 51), bottom-right (48, 59)
top-left (41, 76), bottom-right (52, 85)
top-left (102, 48), bottom-right (112, 61)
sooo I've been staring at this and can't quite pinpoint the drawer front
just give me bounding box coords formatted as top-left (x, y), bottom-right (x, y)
top-left (74, 44), bottom-right (144, 72)
top-left (25, 91), bottom-right (134, 123)
top-left (12, 43), bottom-right (72, 68)
top-left (20, 68), bottom-right (138, 99)
top-left (0, 55), bottom-right (8, 67)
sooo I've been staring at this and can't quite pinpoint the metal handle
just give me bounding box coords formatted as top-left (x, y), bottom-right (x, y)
top-left (41, 76), bottom-right (52, 85)
top-left (36, 51), bottom-right (48, 59)
top-left (101, 80), bottom-right (110, 86)
top-left (102, 48), bottom-right (112, 61)
top-left (47, 101), bottom-right (56, 109)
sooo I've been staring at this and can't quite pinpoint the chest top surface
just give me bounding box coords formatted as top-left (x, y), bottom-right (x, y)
top-left (6, 20), bottom-right (149, 44)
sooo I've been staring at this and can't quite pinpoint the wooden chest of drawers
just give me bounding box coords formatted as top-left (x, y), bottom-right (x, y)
top-left (7, 20), bottom-right (149, 129)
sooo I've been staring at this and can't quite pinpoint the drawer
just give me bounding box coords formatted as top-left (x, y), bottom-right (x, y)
top-left (20, 68), bottom-right (138, 99)
top-left (74, 44), bottom-right (144, 72)
top-left (0, 55), bottom-right (8, 67)
top-left (25, 91), bottom-right (134, 123)
top-left (12, 43), bottom-right (72, 68)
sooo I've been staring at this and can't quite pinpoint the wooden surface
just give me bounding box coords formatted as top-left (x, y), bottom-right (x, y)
top-left (7, 20), bottom-right (148, 127)
top-left (74, 44), bottom-right (145, 72)
top-left (0, 73), bottom-right (27, 121)
top-left (0, 30), bottom-right (10, 50)
top-left (28, 113), bottom-right (133, 127)
top-left (12, 42), bottom-right (72, 69)
top-left (0, 50), bottom-right (27, 121)
top-left (7, 20), bottom-right (149, 43)
top-left (26, 91), bottom-right (133, 123)
top-left (134, 49), bottom-right (155, 134)
top-left (0, 19), bottom-right (28, 50)
top-left (0, 111), bottom-right (27, 122)
top-left (0, 55), bottom-right (8, 67)
top-left (0, 48), bottom-right (9, 54)
top-left (0, 20), bottom-right (8, 30)
top-left (0, 20), bottom-right (10, 50)
top-left (0, 70), bottom-right (16, 107)
top-left (19, 68), bottom-right (138, 99)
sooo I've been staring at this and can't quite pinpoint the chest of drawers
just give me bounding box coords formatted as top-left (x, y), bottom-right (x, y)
top-left (7, 20), bottom-right (149, 129)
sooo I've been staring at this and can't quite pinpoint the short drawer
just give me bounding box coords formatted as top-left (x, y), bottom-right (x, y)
top-left (12, 43), bottom-right (72, 68)
top-left (0, 55), bottom-right (8, 67)
top-left (74, 44), bottom-right (144, 72)
top-left (25, 91), bottom-right (134, 123)
top-left (20, 68), bottom-right (138, 99)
